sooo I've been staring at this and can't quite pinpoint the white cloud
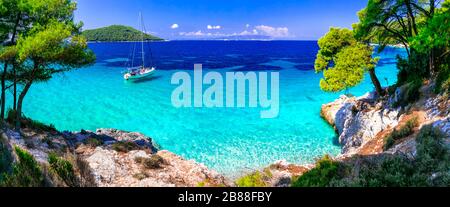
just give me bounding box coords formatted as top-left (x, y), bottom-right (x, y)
top-left (177, 25), bottom-right (290, 39)
top-left (207, 25), bottom-right (221, 30)
top-left (239, 29), bottom-right (258, 36)
top-left (254, 25), bottom-right (289, 37)
top-left (179, 30), bottom-right (228, 37)
top-left (171, 24), bottom-right (179, 29)
top-left (246, 24), bottom-right (250, 28)
top-left (179, 30), bottom-right (205, 36)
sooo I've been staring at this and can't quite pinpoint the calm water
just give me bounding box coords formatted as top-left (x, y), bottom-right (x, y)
top-left (16, 41), bottom-right (405, 177)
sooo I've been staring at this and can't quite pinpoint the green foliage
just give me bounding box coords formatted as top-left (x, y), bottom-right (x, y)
top-left (84, 137), bottom-right (104, 148)
top-left (1, 146), bottom-right (45, 187)
top-left (362, 125), bottom-right (450, 187)
top-left (0, 0), bottom-right (96, 129)
top-left (354, 156), bottom-right (421, 187)
top-left (48, 152), bottom-right (77, 187)
top-left (133, 173), bottom-right (148, 181)
top-left (0, 140), bottom-right (12, 181)
top-left (292, 155), bottom-right (342, 187)
top-left (353, 0), bottom-right (434, 51)
top-left (82, 25), bottom-right (163, 42)
top-left (392, 80), bottom-right (423, 108)
top-left (396, 52), bottom-right (429, 86)
top-left (411, 1), bottom-right (450, 54)
top-left (294, 125), bottom-right (450, 187)
top-left (134, 155), bottom-right (166, 169)
top-left (315, 28), bottom-right (378, 92)
top-left (112, 141), bottom-right (141, 153)
top-left (415, 125), bottom-right (450, 176)
top-left (236, 171), bottom-right (268, 187)
top-left (16, 20), bottom-right (95, 69)
top-left (197, 181), bottom-right (207, 187)
top-left (354, 0), bottom-right (449, 95)
top-left (434, 62), bottom-right (450, 94)
top-left (6, 109), bottom-right (57, 131)
top-left (384, 117), bottom-right (418, 150)
top-left (315, 28), bottom-right (356, 70)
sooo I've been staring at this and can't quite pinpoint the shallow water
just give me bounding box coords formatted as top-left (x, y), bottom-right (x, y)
top-left (14, 41), bottom-right (405, 177)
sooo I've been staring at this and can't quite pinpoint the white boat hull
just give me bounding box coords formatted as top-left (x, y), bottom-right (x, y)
top-left (124, 67), bottom-right (156, 80)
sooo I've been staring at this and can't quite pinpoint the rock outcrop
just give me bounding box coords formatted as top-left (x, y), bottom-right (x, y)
top-left (72, 129), bottom-right (231, 187)
top-left (321, 93), bottom-right (401, 154)
top-left (78, 147), bottom-right (230, 187)
top-left (2, 127), bottom-right (231, 187)
top-left (265, 160), bottom-right (313, 187)
top-left (321, 89), bottom-right (449, 156)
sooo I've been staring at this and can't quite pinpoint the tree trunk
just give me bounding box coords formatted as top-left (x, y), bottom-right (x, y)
top-left (405, 0), bottom-right (418, 36)
top-left (1, 13), bottom-right (21, 122)
top-left (429, 49), bottom-right (435, 77)
top-left (369, 68), bottom-right (385, 96)
top-left (13, 65), bottom-right (17, 111)
top-left (1, 62), bottom-right (8, 122)
top-left (16, 81), bottom-right (32, 130)
top-left (430, 0), bottom-right (435, 16)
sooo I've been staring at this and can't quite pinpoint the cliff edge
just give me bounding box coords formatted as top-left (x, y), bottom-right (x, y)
top-left (1, 128), bottom-right (231, 187)
top-left (321, 85), bottom-right (449, 157)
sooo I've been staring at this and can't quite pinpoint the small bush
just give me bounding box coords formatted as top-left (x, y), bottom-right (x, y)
top-left (360, 156), bottom-right (420, 187)
top-left (29, 120), bottom-right (57, 132)
top-left (384, 117), bottom-right (418, 150)
top-left (356, 126), bottom-right (449, 187)
top-left (135, 155), bottom-right (165, 169)
top-left (0, 141), bottom-right (12, 181)
top-left (296, 125), bottom-right (450, 187)
top-left (292, 155), bottom-right (343, 187)
top-left (112, 141), bottom-right (140, 153)
top-left (434, 64), bottom-right (450, 94)
top-left (396, 53), bottom-right (429, 86)
top-left (48, 153), bottom-right (78, 187)
top-left (415, 125), bottom-right (449, 174)
top-left (236, 171), bottom-right (268, 187)
top-left (133, 173), bottom-right (149, 180)
top-left (75, 156), bottom-right (97, 187)
top-left (197, 178), bottom-right (227, 187)
top-left (6, 108), bottom-right (18, 125)
top-left (6, 109), bottom-right (56, 132)
top-left (1, 146), bottom-right (45, 187)
top-left (42, 137), bottom-right (55, 149)
top-left (84, 137), bottom-right (104, 148)
top-left (442, 78), bottom-right (450, 94)
top-left (393, 80), bottom-right (423, 107)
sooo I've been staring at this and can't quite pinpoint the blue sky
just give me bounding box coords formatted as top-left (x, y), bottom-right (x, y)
top-left (74, 0), bottom-right (367, 40)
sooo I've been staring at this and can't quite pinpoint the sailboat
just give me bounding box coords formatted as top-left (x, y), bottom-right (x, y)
top-left (124, 13), bottom-right (156, 81)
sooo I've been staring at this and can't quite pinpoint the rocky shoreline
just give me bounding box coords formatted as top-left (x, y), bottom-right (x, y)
top-left (1, 85), bottom-right (448, 187)
top-left (263, 86), bottom-right (449, 186)
top-left (321, 89), bottom-right (449, 157)
top-left (2, 128), bottom-right (231, 187)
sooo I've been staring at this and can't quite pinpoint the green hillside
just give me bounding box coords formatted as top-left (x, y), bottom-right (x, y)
top-left (82, 25), bottom-right (163, 42)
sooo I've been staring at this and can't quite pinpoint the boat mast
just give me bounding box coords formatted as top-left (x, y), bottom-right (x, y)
top-left (140, 12), bottom-right (145, 67)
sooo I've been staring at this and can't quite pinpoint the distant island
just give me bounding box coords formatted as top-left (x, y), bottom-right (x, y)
top-left (82, 25), bottom-right (164, 42)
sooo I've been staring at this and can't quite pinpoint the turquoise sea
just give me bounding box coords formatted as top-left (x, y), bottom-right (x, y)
top-left (14, 41), bottom-right (405, 177)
